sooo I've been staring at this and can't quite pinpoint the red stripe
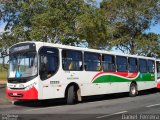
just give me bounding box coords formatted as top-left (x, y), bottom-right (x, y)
top-left (92, 72), bottom-right (138, 80)
top-left (6, 87), bottom-right (38, 100)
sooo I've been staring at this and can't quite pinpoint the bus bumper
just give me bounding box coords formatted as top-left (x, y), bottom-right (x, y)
top-left (157, 83), bottom-right (160, 89)
top-left (6, 87), bottom-right (38, 100)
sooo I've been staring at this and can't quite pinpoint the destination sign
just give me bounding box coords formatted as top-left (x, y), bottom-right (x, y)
top-left (13, 45), bottom-right (30, 52)
top-left (10, 43), bottom-right (36, 54)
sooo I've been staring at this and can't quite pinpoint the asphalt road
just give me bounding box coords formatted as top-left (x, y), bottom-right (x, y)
top-left (0, 88), bottom-right (160, 120)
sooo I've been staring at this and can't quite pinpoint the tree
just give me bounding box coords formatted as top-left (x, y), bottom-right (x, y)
top-left (136, 33), bottom-right (160, 57)
top-left (77, 6), bottom-right (111, 49)
top-left (101, 0), bottom-right (160, 55)
top-left (0, 0), bottom-right (98, 46)
top-left (1, 0), bottom-right (160, 57)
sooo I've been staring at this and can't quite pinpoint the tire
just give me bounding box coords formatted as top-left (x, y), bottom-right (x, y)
top-left (129, 83), bottom-right (137, 97)
top-left (66, 86), bottom-right (76, 105)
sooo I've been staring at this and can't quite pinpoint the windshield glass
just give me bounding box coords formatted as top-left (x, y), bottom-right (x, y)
top-left (8, 52), bottom-right (38, 78)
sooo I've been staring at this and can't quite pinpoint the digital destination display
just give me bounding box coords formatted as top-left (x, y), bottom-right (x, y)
top-left (13, 45), bottom-right (30, 52)
top-left (10, 43), bottom-right (36, 54)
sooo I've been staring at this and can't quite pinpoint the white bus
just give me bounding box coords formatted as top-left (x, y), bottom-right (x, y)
top-left (6, 42), bottom-right (157, 104)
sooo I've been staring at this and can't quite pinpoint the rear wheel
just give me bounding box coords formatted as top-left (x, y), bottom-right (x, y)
top-left (66, 86), bottom-right (76, 105)
top-left (129, 83), bottom-right (137, 97)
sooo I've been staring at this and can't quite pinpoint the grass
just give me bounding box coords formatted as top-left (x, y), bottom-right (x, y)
top-left (0, 71), bottom-right (7, 81)
top-left (0, 64), bottom-right (8, 81)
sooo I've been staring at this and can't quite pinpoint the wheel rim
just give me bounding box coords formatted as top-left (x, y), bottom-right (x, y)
top-left (131, 86), bottom-right (136, 95)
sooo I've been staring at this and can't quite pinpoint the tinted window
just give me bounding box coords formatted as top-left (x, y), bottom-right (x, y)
top-left (139, 59), bottom-right (147, 73)
top-left (157, 61), bottom-right (160, 73)
top-left (116, 56), bottom-right (128, 72)
top-left (84, 52), bottom-right (101, 71)
top-left (102, 54), bottom-right (116, 72)
top-left (62, 50), bottom-right (82, 71)
top-left (128, 58), bottom-right (138, 72)
top-left (148, 60), bottom-right (155, 73)
top-left (156, 61), bottom-right (160, 79)
top-left (39, 47), bottom-right (59, 80)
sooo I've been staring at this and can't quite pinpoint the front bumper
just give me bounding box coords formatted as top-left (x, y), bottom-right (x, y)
top-left (6, 87), bottom-right (38, 100)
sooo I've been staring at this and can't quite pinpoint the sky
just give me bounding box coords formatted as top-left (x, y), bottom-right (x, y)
top-left (0, 21), bottom-right (5, 33)
top-left (146, 24), bottom-right (160, 34)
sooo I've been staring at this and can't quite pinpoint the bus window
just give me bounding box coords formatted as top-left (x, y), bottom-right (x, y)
top-left (116, 56), bottom-right (128, 72)
top-left (139, 59), bottom-right (148, 73)
top-left (84, 52), bottom-right (101, 71)
top-left (62, 50), bottom-right (82, 71)
top-left (156, 61), bottom-right (160, 79)
top-left (128, 58), bottom-right (138, 72)
top-left (102, 54), bottom-right (116, 72)
top-left (148, 60), bottom-right (155, 73)
top-left (39, 47), bottom-right (59, 80)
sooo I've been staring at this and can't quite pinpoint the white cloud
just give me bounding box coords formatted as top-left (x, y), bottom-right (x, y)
top-left (0, 27), bottom-right (4, 33)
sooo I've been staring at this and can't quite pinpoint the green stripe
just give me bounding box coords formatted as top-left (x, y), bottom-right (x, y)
top-left (93, 73), bottom-right (155, 83)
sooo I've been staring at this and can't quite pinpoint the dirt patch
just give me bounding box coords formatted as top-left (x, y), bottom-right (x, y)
top-left (0, 80), bottom-right (7, 85)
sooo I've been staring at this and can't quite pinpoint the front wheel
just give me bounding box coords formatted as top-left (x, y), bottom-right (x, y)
top-left (66, 86), bottom-right (76, 105)
top-left (129, 83), bottom-right (138, 97)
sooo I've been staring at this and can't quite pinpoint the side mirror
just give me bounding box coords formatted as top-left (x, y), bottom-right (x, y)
top-left (39, 57), bottom-right (48, 80)
top-left (40, 56), bottom-right (47, 70)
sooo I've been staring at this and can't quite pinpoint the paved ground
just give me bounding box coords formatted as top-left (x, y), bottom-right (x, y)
top-left (0, 84), bottom-right (11, 105)
top-left (0, 88), bottom-right (160, 120)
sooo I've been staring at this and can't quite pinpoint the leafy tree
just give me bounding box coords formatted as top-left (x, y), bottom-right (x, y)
top-left (1, 0), bottom-right (160, 57)
top-left (77, 6), bottom-right (111, 49)
top-left (101, 0), bottom-right (160, 55)
top-left (136, 33), bottom-right (160, 57)
top-left (0, 0), bottom-right (98, 46)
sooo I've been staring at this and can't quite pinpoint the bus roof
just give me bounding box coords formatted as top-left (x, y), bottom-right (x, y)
top-left (11, 41), bottom-right (156, 60)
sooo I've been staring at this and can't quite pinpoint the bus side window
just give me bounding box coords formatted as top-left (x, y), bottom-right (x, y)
top-left (139, 59), bottom-right (148, 73)
top-left (84, 52), bottom-right (101, 71)
top-left (39, 47), bottom-right (59, 80)
top-left (128, 57), bottom-right (138, 72)
top-left (148, 60), bottom-right (155, 73)
top-left (156, 61), bottom-right (160, 79)
top-left (102, 54), bottom-right (116, 72)
top-left (116, 56), bottom-right (128, 72)
top-left (62, 50), bottom-right (83, 71)
top-left (40, 56), bottom-right (48, 80)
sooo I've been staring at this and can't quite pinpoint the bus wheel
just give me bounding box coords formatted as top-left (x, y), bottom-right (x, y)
top-left (66, 86), bottom-right (76, 105)
top-left (129, 83), bottom-right (137, 97)
top-left (11, 100), bottom-right (15, 105)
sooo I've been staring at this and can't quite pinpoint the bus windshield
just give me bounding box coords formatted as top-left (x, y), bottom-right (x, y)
top-left (8, 52), bottom-right (38, 78)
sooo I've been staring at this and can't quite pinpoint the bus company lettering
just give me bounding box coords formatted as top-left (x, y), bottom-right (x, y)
top-left (67, 74), bottom-right (79, 80)
top-left (67, 77), bottom-right (79, 80)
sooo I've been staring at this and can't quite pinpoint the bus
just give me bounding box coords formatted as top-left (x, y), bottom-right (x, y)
top-left (156, 59), bottom-right (160, 89)
top-left (6, 41), bottom-right (157, 104)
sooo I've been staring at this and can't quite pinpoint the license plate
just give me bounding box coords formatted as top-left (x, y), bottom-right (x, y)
top-left (13, 93), bottom-right (17, 96)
